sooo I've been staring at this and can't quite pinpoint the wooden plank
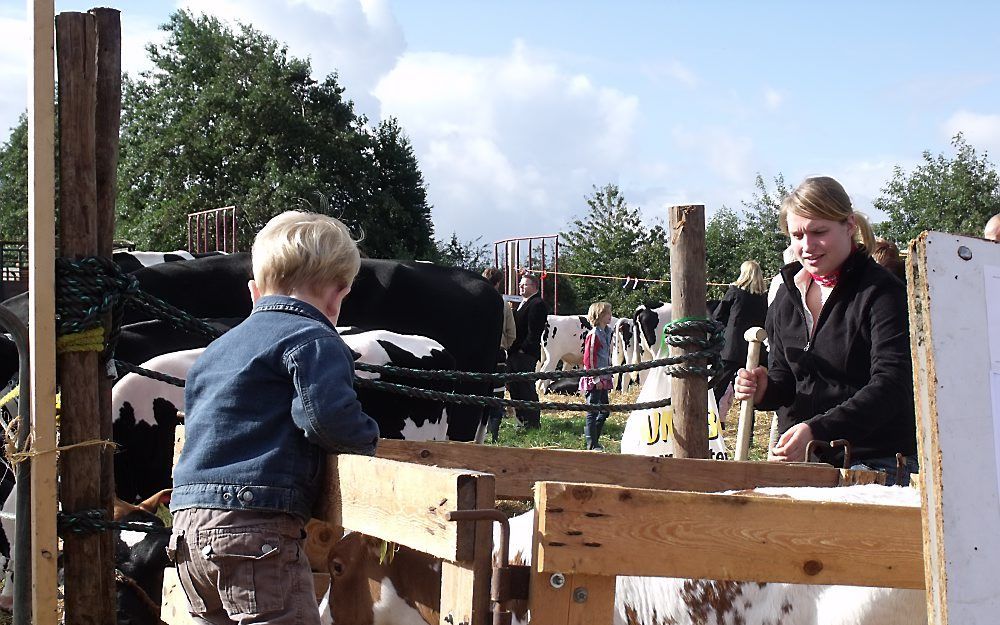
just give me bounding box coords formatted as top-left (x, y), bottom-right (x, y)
top-left (439, 471), bottom-right (494, 625)
top-left (314, 455), bottom-right (491, 561)
top-left (527, 571), bottom-right (614, 625)
top-left (669, 204), bottom-right (709, 459)
top-left (534, 482), bottom-right (924, 589)
top-left (376, 439), bottom-right (848, 500)
top-left (907, 232), bottom-right (1000, 624)
top-left (28, 0), bottom-right (60, 622)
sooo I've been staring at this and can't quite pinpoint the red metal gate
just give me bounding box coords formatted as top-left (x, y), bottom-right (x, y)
top-left (187, 206), bottom-right (237, 254)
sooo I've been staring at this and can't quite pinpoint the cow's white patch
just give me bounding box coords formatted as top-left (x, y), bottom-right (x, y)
top-left (372, 577), bottom-right (429, 625)
top-left (119, 529), bottom-right (151, 549)
top-left (111, 348), bottom-right (201, 426)
top-left (342, 330), bottom-right (446, 380)
top-left (397, 408), bottom-right (449, 442)
top-left (127, 250), bottom-right (195, 267)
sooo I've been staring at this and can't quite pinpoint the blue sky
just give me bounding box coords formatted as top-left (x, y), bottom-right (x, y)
top-left (1, 1), bottom-right (999, 247)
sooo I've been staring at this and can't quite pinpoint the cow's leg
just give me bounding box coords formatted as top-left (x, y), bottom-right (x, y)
top-left (535, 351), bottom-right (555, 395)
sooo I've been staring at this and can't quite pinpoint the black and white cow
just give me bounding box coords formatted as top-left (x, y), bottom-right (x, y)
top-left (535, 315), bottom-right (591, 395)
top-left (110, 250), bottom-right (227, 274)
top-left (111, 329), bottom-right (460, 503)
top-left (1, 253), bottom-right (502, 442)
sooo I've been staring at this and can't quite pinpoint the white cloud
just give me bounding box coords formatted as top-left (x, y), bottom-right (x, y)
top-left (178, 0), bottom-right (404, 117)
top-left (672, 126), bottom-right (754, 185)
top-left (375, 40), bottom-right (640, 242)
top-left (764, 87), bottom-right (784, 110)
top-left (943, 109), bottom-right (1000, 154)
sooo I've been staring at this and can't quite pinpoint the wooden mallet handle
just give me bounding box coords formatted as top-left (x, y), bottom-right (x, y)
top-left (735, 326), bottom-right (767, 461)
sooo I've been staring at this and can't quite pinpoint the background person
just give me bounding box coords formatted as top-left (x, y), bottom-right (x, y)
top-left (711, 260), bottom-right (768, 420)
top-left (507, 272), bottom-right (548, 429)
top-left (579, 301), bottom-right (614, 450)
top-left (872, 237), bottom-right (905, 282)
top-left (482, 267), bottom-right (516, 442)
top-left (733, 176), bottom-right (918, 485)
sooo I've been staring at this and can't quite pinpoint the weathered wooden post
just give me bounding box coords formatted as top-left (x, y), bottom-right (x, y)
top-left (669, 204), bottom-right (709, 459)
top-left (56, 11), bottom-right (114, 624)
top-left (92, 8), bottom-right (121, 624)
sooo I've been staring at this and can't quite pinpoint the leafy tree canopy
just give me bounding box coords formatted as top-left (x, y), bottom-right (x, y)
top-left (118, 10), bottom-right (435, 258)
top-left (0, 114), bottom-right (27, 240)
top-left (705, 173), bottom-right (790, 300)
top-left (558, 184), bottom-right (671, 316)
top-left (874, 133), bottom-right (1000, 245)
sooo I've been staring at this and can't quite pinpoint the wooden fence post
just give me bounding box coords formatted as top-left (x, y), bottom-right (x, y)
top-left (56, 11), bottom-right (112, 624)
top-left (669, 204), bottom-right (709, 459)
top-left (91, 8), bottom-right (121, 624)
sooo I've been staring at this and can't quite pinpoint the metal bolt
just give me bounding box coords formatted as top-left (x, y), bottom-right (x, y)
top-left (958, 246), bottom-right (973, 261)
top-left (549, 572), bottom-right (566, 589)
top-left (572, 587), bottom-right (588, 603)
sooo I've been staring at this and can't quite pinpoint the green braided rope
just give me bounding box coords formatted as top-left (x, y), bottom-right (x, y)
top-left (354, 378), bottom-right (675, 412)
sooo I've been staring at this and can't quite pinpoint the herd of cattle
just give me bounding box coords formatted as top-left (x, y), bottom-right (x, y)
top-left (0, 251), bottom-right (927, 624)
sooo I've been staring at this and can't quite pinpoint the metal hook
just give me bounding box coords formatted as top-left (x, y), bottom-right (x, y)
top-left (803, 438), bottom-right (853, 469)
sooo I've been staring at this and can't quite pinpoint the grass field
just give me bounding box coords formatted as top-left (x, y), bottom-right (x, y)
top-left (491, 384), bottom-right (773, 460)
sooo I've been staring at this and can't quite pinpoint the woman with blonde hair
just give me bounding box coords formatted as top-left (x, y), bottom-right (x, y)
top-left (711, 260), bottom-right (768, 417)
top-left (734, 176), bottom-right (918, 484)
top-left (579, 301), bottom-right (614, 450)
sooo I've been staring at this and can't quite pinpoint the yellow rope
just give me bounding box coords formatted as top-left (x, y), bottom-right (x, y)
top-left (56, 326), bottom-right (106, 353)
top-left (0, 384), bottom-right (19, 407)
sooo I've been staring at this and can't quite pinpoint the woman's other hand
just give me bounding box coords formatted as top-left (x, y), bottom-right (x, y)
top-left (769, 422), bottom-right (814, 462)
top-left (733, 366), bottom-right (767, 405)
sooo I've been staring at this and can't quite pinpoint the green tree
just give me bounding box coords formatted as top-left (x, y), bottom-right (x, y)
top-left (559, 184), bottom-right (671, 316)
top-left (118, 10), bottom-right (434, 257)
top-left (0, 114), bottom-right (28, 240)
top-left (435, 233), bottom-right (490, 273)
top-left (874, 133), bottom-right (1000, 245)
top-left (704, 205), bottom-right (744, 300)
top-left (705, 173), bottom-right (789, 300)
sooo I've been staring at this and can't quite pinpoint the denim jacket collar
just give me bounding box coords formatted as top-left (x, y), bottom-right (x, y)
top-left (251, 294), bottom-right (335, 330)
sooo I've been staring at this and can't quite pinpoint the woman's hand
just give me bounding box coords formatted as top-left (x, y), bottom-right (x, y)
top-left (769, 422), bottom-right (814, 463)
top-left (733, 366), bottom-right (768, 405)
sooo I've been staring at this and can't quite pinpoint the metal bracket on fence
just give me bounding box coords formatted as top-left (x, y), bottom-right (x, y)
top-left (446, 509), bottom-right (529, 625)
top-left (804, 438), bottom-right (853, 469)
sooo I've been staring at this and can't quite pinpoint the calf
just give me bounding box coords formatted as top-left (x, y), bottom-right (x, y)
top-left (113, 489), bottom-right (173, 625)
top-left (325, 485), bottom-right (925, 625)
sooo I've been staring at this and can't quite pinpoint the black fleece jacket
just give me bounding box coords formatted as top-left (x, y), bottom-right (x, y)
top-left (759, 251), bottom-right (917, 465)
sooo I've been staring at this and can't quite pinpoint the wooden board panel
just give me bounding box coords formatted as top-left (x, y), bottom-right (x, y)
top-left (376, 439), bottom-right (850, 500)
top-left (439, 472), bottom-right (495, 625)
top-left (534, 482), bottom-right (924, 589)
top-left (28, 1), bottom-right (59, 622)
top-left (908, 232), bottom-right (1000, 624)
top-left (314, 454), bottom-right (492, 562)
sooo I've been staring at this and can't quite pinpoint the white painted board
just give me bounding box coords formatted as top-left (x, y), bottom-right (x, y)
top-left (910, 232), bottom-right (1000, 625)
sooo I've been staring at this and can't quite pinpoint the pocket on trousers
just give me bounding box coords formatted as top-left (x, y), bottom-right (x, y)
top-left (201, 530), bottom-right (285, 616)
top-left (171, 533), bottom-right (208, 614)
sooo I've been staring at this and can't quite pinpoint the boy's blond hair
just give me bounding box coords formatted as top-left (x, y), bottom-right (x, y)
top-left (252, 211), bottom-right (361, 295)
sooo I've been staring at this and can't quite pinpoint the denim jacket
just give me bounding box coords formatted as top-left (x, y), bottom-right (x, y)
top-left (171, 295), bottom-right (380, 521)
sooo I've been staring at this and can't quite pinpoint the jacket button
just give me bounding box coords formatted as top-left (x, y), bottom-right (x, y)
top-left (222, 492), bottom-right (232, 501)
top-left (261, 543), bottom-right (273, 553)
top-left (240, 490), bottom-right (254, 503)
